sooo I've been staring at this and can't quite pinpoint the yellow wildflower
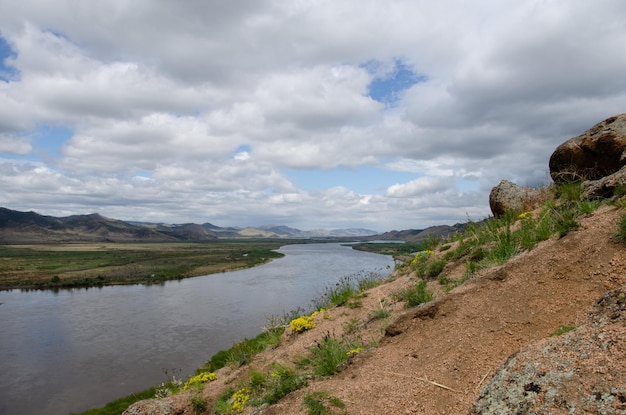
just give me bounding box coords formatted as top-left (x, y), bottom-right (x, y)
top-left (231, 388), bottom-right (250, 413)
top-left (290, 315), bottom-right (316, 333)
top-left (182, 371), bottom-right (217, 390)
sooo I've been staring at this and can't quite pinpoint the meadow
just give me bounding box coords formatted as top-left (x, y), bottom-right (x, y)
top-left (0, 240), bottom-right (292, 290)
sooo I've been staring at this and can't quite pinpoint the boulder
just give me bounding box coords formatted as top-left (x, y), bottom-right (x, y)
top-left (489, 180), bottom-right (542, 217)
top-left (582, 167), bottom-right (626, 199)
top-left (470, 284), bottom-right (626, 415)
top-left (549, 113), bottom-right (626, 184)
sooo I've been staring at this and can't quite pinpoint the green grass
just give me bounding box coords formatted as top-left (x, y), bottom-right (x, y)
top-left (72, 388), bottom-right (156, 415)
top-left (201, 327), bottom-right (284, 372)
top-left (303, 391), bottom-right (347, 415)
top-left (615, 213), bottom-right (626, 245)
top-left (549, 325), bottom-right (576, 336)
top-left (0, 241), bottom-right (290, 290)
top-left (190, 396), bottom-right (207, 414)
top-left (399, 281), bottom-right (432, 307)
top-left (301, 333), bottom-right (362, 377)
top-left (369, 307), bottom-right (390, 320)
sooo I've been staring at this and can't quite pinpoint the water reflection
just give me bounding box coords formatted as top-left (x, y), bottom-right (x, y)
top-left (0, 243), bottom-right (393, 415)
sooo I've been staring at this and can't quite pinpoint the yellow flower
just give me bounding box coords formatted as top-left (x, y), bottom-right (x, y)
top-left (231, 388), bottom-right (250, 413)
top-left (182, 371), bottom-right (217, 390)
top-left (517, 211), bottom-right (532, 220)
top-left (346, 348), bottom-right (363, 356)
top-left (290, 315), bottom-right (316, 333)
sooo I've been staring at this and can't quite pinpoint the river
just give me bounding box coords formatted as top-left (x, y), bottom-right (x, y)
top-left (0, 243), bottom-right (394, 415)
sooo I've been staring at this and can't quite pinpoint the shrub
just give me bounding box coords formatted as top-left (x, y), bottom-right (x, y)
top-left (190, 397), bottom-right (207, 414)
top-left (306, 333), bottom-right (361, 377)
top-left (262, 365), bottom-right (308, 404)
top-left (399, 281), bottom-right (432, 308)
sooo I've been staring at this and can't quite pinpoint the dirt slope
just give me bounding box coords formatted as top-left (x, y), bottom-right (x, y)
top-left (125, 205), bottom-right (626, 415)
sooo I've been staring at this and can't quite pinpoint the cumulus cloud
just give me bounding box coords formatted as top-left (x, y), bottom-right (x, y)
top-left (0, 0), bottom-right (625, 230)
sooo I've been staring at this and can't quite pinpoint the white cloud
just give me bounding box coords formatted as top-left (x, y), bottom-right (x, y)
top-left (0, 0), bottom-right (625, 230)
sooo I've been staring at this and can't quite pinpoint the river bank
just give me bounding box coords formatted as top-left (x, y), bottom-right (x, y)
top-left (0, 240), bottom-right (292, 290)
top-left (0, 243), bottom-right (394, 415)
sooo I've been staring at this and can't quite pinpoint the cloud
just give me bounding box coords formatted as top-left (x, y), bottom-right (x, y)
top-left (0, 0), bottom-right (626, 230)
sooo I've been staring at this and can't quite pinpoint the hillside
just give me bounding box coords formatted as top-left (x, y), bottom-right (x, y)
top-left (121, 202), bottom-right (626, 415)
top-left (0, 207), bottom-right (379, 243)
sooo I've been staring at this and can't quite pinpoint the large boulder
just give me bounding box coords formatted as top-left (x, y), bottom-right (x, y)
top-left (549, 113), bottom-right (626, 184)
top-left (489, 180), bottom-right (543, 217)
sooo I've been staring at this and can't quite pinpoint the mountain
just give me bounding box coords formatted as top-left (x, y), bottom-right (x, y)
top-left (375, 223), bottom-right (466, 242)
top-left (0, 207), bottom-right (377, 243)
top-left (0, 208), bottom-right (175, 244)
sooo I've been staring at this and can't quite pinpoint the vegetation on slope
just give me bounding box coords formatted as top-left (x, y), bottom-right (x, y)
top-left (77, 181), bottom-right (626, 414)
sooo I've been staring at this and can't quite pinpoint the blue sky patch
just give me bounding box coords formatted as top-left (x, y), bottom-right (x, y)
top-left (364, 59), bottom-right (425, 105)
top-left (33, 125), bottom-right (74, 160)
top-left (285, 165), bottom-right (418, 195)
top-left (0, 35), bottom-right (19, 82)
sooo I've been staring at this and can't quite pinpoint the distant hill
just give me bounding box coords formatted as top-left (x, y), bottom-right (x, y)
top-left (0, 208), bottom-right (176, 244)
top-left (375, 223), bottom-right (466, 242)
top-left (0, 207), bottom-right (378, 244)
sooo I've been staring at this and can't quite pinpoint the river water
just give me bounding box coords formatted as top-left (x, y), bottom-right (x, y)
top-left (0, 243), bottom-right (394, 415)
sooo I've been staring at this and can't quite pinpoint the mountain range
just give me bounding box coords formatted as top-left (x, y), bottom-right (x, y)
top-left (0, 207), bottom-right (467, 244)
top-left (0, 207), bottom-right (382, 244)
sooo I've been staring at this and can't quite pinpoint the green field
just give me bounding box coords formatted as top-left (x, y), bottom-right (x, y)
top-left (0, 240), bottom-right (296, 290)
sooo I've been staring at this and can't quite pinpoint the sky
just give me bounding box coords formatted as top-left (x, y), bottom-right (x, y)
top-left (1, 1), bottom-right (626, 232)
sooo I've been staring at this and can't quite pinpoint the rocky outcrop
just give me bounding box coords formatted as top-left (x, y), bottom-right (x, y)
top-left (471, 284), bottom-right (626, 415)
top-left (489, 179), bottom-right (543, 217)
top-left (582, 167), bottom-right (626, 199)
top-left (549, 113), bottom-right (626, 184)
top-left (122, 397), bottom-right (184, 415)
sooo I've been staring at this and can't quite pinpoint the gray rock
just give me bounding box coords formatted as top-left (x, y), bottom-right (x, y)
top-left (582, 167), bottom-right (626, 199)
top-left (489, 180), bottom-right (543, 217)
top-left (471, 285), bottom-right (626, 415)
top-left (549, 113), bottom-right (626, 184)
top-left (122, 398), bottom-right (183, 415)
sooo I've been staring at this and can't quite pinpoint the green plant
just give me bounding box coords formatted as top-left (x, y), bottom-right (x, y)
top-left (553, 208), bottom-right (580, 238)
top-left (306, 333), bottom-right (361, 377)
top-left (399, 281), bottom-right (432, 308)
top-left (76, 387), bottom-right (157, 415)
top-left (248, 370), bottom-right (266, 391)
top-left (262, 364), bottom-right (308, 405)
top-left (576, 199), bottom-right (601, 214)
top-left (550, 325), bottom-right (576, 336)
top-left (556, 181), bottom-right (583, 202)
top-left (357, 273), bottom-right (383, 291)
top-left (370, 307), bottom-right (390, 320)
top-left (190, 396), bottom-right (207, 414)
top-left (213, 388), bottom-right (236, 415)
top-left (425, 257), bottom-right (446, 278)
top-left (202, 327), bottom-right (285, 372)
top-left (303, 391), bottom-right (347, 415)
top-left (615, 214), bottom-right (626, 245)
top-left (343, 318), bottom-right (362, 334)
